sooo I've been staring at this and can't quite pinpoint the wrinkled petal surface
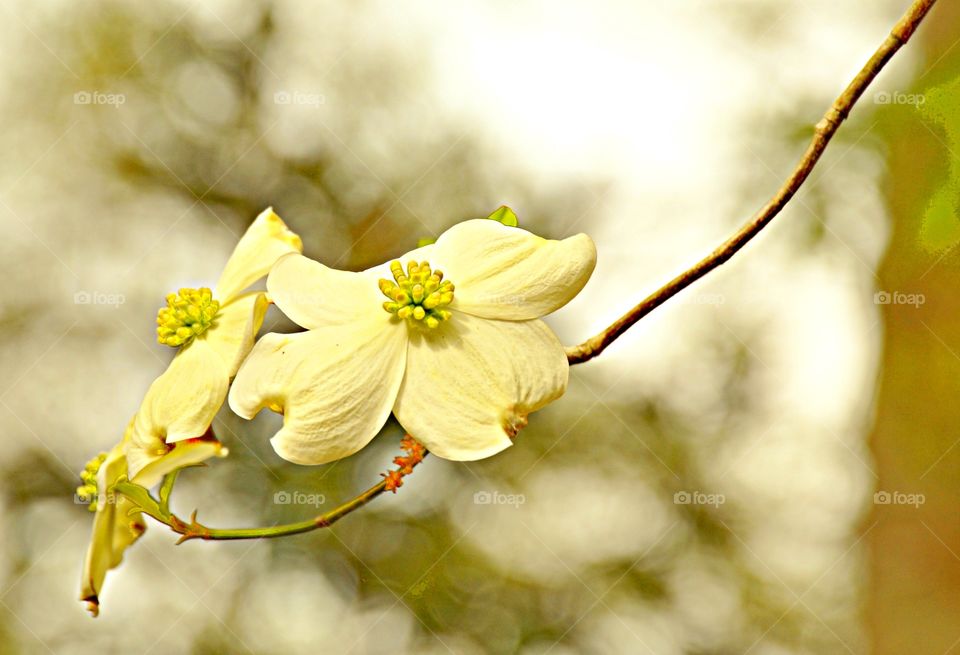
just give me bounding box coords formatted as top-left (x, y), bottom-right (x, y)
top-left (393, 313), bottom-right (568, 460)
top-left (427, 219), bottom-right (596, 320)
top-left (229, 316), bottom-right (407, 465)
top-left (201, 292), bottom-right (269, 377)
top-left (215, 208), bottom-right (303, 302)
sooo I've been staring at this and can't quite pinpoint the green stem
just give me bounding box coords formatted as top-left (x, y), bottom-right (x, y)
top-left (169, 478), bottom-right (391, 542)
top-left (115, 447), bottom-right (426, 543)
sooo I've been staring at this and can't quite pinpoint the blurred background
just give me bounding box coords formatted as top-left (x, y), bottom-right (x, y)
top-left (0, 0), bottom-right (956, 653)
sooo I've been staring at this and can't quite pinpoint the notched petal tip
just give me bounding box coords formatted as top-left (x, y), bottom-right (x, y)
top-left (83, 596), bottom-right (100, 618)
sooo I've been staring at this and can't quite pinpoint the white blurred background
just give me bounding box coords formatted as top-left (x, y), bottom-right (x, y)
top-left (0, 1), bottom-right (952, 653)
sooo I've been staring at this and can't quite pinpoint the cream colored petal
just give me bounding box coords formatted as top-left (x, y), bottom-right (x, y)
top-left (393, 314), bottom-right (568, 460)
top-left (129, 341), bottom-right (229, 480)
top-left (80, 440), bottom-right (146, 616)
top-left (131, 435), bottom-right (228, 489)
top-left (228, 316), bottom-right (408, 465)
top-left (267, 253), bottom-right (383, 329)
top-left (428, 219), bottom-right (596, 320)
top-left (201, 292), bottom-right (270, 377)
top-left (214, 207), bottom-right (303, 303)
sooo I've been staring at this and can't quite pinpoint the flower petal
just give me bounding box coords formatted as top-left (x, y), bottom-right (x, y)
top-left (393, 314), bottom-right (569, 460)
top-left (428, 219), bottom-right (596, 320)
top-left (228, 317), bottom-right (408, 465)
top-left (80, 440), bottom-right (146, 616)
top-left (214, 207), bottom-right (303, 303)
top-left (267, 253), bottom-right (383, 329)
top-left (201, 292), bottom-right (270, 377)
top-left (131, 434), bottom-right (229, 489)
top-left (129, 341), bottom-right (229, 479)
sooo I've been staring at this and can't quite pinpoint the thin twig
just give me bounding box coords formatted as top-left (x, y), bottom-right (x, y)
top-left (566, 0), bottom-right (938, 365)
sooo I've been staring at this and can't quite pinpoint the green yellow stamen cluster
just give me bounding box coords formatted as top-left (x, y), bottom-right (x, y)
top-left (156, 287), bottom-right (220, 347)
top-left (379, 260), bottom-right (454, 329)
top-left (77, 452), bottom-right (107, 511)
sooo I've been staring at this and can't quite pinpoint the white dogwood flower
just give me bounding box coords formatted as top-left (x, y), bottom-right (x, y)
top-left (127, 208), bottom-right (301, 477)
top-left (79, 419), bottom-right (226, 617)
top-left (229, 218), bottom-right (596, 464)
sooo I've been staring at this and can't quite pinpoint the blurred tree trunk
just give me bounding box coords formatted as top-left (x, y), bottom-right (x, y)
top-left (870, 5), bottom-right (960, 654)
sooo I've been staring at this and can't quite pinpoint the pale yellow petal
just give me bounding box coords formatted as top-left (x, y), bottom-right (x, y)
top-left (214, 207), bottom-right (303, 303)
top-left (428, 219), bottom-right (596, 320)
top-left (80, 437), bottom-right (146, 616)
top-left (129, 341), bottom-right (228, 479)
top-left (201, 292), bottom-right (270, 377)
top-left (229, 316), bottom-right (407, 465)
top-left (267, 253), bottom-right (382, 329)
top-left (131, 435), bottom-right (228, 489)
top-left (394, 314), bottom-right (568, 460)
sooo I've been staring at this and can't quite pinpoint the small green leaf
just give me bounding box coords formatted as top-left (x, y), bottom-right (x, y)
top-left (158, 471), bottom-right (179, 515)
top-left (487, 205), bottom-right (519, 227)
top-left (113, 477), bottom-right (171, 523)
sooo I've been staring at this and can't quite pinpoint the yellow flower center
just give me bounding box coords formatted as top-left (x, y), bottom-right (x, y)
top-left (379, 260), bottom-right (454, 329)
top-left (156, 287), bottom-right (220, 347)
top-left (76, 452), bottom-right (107, 512)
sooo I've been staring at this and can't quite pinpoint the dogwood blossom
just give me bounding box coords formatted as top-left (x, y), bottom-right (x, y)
top-left (79, 419), bottom-right (226, 617)
top-left (229, 218), bottom-right (596, 464)
top-left (127, 208), bottom-right (301, 477)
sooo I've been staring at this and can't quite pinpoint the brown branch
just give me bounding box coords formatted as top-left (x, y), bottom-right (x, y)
top-left (566, 0), bottom-right (938, 365)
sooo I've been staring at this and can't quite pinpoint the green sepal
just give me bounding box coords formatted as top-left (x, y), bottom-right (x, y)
top-left (487, 205), bottom-right (519, 227)
top-left (113, 477), bottom-right (172, 524)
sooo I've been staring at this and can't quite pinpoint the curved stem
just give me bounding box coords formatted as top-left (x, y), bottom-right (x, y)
top-left (118, 437), bottom-right (427, 542)
top-left (566, 0), bottom-right (938, 366)
top-left (167, 477), bottom-right (392, 542)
